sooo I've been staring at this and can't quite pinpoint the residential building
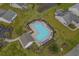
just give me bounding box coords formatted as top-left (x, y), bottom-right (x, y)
top-left (55, 9), bottom-right (79, 29)
top-left (0, 25), bottom-right (13, 38)
top-left (37, 3), bottom-right (56, 12)
top-left (0, 9), bottom-right (17, 23)
top-left (10, 3), bottom-right (27, 10)
top-left (19, 32), bottom-right (34, 49)
top-left (69, 4), bottom-right (79, 16)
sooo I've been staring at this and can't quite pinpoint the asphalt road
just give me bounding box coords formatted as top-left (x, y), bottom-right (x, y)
top-left (65, 44), bottom-right (79, 56)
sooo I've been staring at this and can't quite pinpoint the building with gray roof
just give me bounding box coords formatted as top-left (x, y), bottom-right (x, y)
top-left (0, 9), bottom-right (6, 16)
top-left (37, 3), bottom-right (56, 12)
top-left (55, 9), bottom-right (79, 29)
top-left (19, 32), bottom-right (34, 49)
top-left (69, 3), bottom-right (79, 16)
top-left (0, 9), bottom-right (17, 23)
top-left (10, 3), bottom-right (27, 10)
top-left (0, 25), bottom-right (13, 39)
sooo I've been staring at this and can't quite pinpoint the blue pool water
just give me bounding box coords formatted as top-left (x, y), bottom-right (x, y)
top-left (32, 21), bottom-right (50, 42)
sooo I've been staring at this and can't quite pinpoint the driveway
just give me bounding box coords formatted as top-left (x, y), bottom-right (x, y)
top-left (65, 44), bottom-right (79, 56)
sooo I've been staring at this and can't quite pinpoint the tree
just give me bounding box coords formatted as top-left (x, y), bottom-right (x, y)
top-left (57, 3), bottom-right (61, 6)
top-left (49, 43), bottom-right (59, 53)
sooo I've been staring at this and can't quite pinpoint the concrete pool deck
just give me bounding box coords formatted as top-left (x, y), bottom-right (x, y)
top-left (28, 19), bottom-right (53, 46)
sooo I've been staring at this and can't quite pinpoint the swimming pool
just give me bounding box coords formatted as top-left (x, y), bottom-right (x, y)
top-left (29, 20), bottom-right (52, 44)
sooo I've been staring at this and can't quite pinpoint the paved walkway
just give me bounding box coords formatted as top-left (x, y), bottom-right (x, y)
top-left (65, 44), bottom-right (79, 56)
top-left (4, 32), bottom-right (32, 43)
top-left (5, 36), bottom-right (20, 42)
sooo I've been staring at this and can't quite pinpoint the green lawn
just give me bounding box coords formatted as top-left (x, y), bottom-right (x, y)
top-left (0, 3), bottom-right (79, 56)
top-left (41, 3), bottom-right (79, 55)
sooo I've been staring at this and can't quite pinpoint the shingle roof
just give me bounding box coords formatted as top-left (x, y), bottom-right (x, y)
top-left (0, 25), bottom-right (13, 38)
top-left (0, 9), bottom-right (17, 23)
top-left (16, 3), bottom-right (26, 7)
top-left (63, 11), bottom-right (74, 25)
top-left (0, 9), bottom-right (6, 16)
top-left (55, 10), bottom-right (79, 25)
top-left (71, 3), bottom-right (79, 10)
top-left (64, 11), bottom-right (79, 24)
top-left (1, 10), bottom-right (17, 22)
top-left (37, 3), bottom-right (56, 12)
top-left (20, 33), bottom-right (33, 48)
top-left (10, 3), bottom-right (28, 10)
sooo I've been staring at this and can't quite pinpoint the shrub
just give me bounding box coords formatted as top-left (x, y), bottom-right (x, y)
top-left (49, 43), bottom-right (59, 53)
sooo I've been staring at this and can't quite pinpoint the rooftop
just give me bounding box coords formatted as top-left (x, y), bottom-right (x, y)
top-left (37, 3), bottom-right (56, 12)
top-left (16, 3), bottom-right (27, 7)
top-left (0, 9), bottom-right (17, 23)
top-left (0, 25), bottom-right (13, 38)
top-left (55, 9), bottom-right (79, 25)
top-left (70, 3), bottom-right (79, 10)
top-left (19, 32), bottom-right (34, 48)
top-left (0, 9), bottom-right (6, 16)
top-left (10, 3), bottom-right (27, 9)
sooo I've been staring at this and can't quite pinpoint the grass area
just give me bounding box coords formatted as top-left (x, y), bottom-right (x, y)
top-left (0, 3), bottom-right (40, 38)
top-left (0, 3), bottom-right (79, 56)
top-left (41, 3), bottom-right (79, 55)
